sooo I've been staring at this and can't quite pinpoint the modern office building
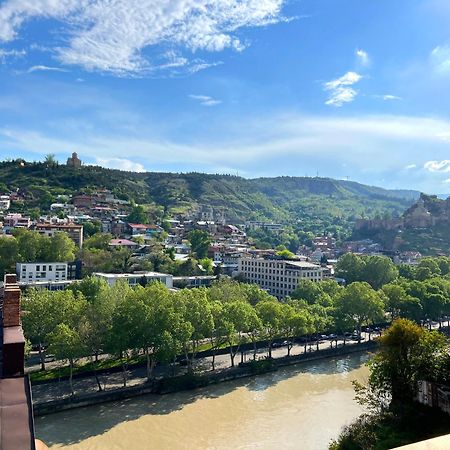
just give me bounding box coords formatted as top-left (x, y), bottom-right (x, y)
top-left (16, 262), bottom-right (68, 284)
top-left (238, 257), bottom-right (324, 298)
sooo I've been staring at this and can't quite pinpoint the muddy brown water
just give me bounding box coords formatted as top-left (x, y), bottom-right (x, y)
top-left (35, 352), bottom-right (370, 450)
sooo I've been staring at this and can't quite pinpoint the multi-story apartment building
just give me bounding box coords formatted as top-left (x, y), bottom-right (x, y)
top-left (35, 223), bottom-right (84, 248)
top-left (3, 213), bottom-right (31, 229)
top-left (238, 257), bottom-right (324, 299)
top-left (16, 262), bottom-right (69, 283)
top-left (245, 221), bottom-right (284, 232)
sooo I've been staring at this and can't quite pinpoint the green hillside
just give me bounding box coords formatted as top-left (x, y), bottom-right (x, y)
top-left (352, 194), bottom-right (450, 255)
top-left (0, 159), bottom-right (419, 237)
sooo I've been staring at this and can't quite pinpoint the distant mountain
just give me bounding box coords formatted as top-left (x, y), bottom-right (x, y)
top-left (0, 160), bottom-right (420, 237)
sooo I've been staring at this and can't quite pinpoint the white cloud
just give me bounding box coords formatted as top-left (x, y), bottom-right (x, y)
top-left (430, 45), bottom-right (450, 75)
top-left (382, 94), bottom-right (402, 101)
top-left (27, 65), bottom-right (68, 73)
top-left (437, 132), bottom-right (450, 142)
top-left (3, 114), bottom-right (450, 177)
top-left (356, 49), bottom-right (370, 67)
top-left (94, 157), bottom-right (145, 173)
top-left (189, 94), bottom-right (222, 106)
top-left (0, 0), bottom-right (288, 75)
top-left (424, 160), bottom-right (450, 172)
top-left (323, 71), bottom-right (362, 107)
top-left (0, 48), bottom-right (26, 62)
top-left (405, 164), bottom-right (417, 170)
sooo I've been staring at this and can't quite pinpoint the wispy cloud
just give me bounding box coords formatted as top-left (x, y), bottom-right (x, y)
top-left (189, 94), bottom-right (222, 106)
top-left (356, 49), bottom-right (370, 67)
top-left (424, 160), bottom-right (450, 172)
top-left (3, 114), bottom-right (450, 179)
top-left (0, 0), bottom-right (289, 76)
top-left (430, 45), bottom-right (450, 75)
top-left (0, 48), bottom-right (26, 63)
top-left (323, 71), bottom-right (362, 107)
top-left (405, 164), bottom-right (417, 170)
top-left (27, 65), bottom-right (68, 73)
top-left (381, 94), bottom-right (402, 101)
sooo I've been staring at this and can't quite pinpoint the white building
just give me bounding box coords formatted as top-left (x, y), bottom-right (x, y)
top-left (16, 262), bottom-right (68, 283)
top-left (237, 257), bottom-right (324, 299)
top-left (0, 195), bottom-right (11, 211)
top-left (93, 272), bottom-right (173, 289)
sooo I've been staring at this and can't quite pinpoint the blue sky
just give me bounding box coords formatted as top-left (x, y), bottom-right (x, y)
top-left (0, 0), bottom-right (450, 194)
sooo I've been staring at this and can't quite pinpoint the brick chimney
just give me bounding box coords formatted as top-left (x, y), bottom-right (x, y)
top-left (3, 280), bottom-right (21, 328)
top-left (2, 274), bottom-right (25, 377)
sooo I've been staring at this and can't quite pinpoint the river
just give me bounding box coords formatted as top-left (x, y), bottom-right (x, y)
top-left (35, 352), bottom-right (370, 450)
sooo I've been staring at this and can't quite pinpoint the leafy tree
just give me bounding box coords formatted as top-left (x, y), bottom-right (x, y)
top-left (256, 299), bottom-right (283, 358)
top-left (44, 153), bottom-right (58, 167)
top-left (335, 253), bottom-right (364, 284)
top-left (198, 257), bottom-right (213, 274)
top-left (45, 232), bottom-right (77, 261)
top-left (134, 284), bottom-right (182, 381)
top-left (276, 247), bottom-right (295, 259)
top-left (223, 300), bottom-right (260, 366)
top-left (291, 279), bottom-right (324, 304)
top-left (164, 246), bottom-right (176, 261)
top-left (127, 205), bottom-right (148, 224)
top-left (208, 301), bottom-right (229, 370)
top-left (0, 236), bottom-right (19, 277)
top-left (382, 283), bottom-right (422, 322)
top-left (436, 256), bottom-right (450, 276)
top-left (417, 258), bottom-right (441, 279)
top-left (174, 288), bottom-right (214, 372)
top-left (188, 230), bottom-right (211, 259)
top-left (283, 302), bottom-right (309, 356)
top-left (335, 282), bottom-right (385, 342)
top-left (360, 319), bottom-right (449, 406)
top-left (84, 232), bottom-right (112, 250)
top-left (398, 264), bottom-right (416, 280)
top-left (13, 229), bottom-right (47, 262)
top-left (110, 248), bottom-right (134, 272)
top-left (361, 256), bottom-right (398, 289)
top-left (48, 323), bottom-right (84, 396)
top-left (22, 289), bottom-right (86, 370)
top-left (107, 290), bottom-right (139, 387)
top-left (83, 221), bottom-right (102, 238)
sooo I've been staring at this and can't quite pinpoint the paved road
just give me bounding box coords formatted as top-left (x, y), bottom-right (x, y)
top-left (30, 332), bottom-right (378, 404)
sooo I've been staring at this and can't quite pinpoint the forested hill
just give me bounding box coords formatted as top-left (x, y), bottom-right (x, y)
top-left (0, 160), bottom-right (419, 235)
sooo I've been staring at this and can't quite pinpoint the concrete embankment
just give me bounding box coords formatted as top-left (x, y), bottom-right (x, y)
top-left (33, 340), bottom-right (377, 416)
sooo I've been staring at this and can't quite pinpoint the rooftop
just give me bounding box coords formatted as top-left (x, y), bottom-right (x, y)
top-left (93, 271), bottom-right (172, 279)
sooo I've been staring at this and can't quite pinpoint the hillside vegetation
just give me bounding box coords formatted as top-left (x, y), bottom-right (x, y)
top-left (353, 194), bottom-right (450, 255)
top-left (0, 160), bottom-right (418, 236)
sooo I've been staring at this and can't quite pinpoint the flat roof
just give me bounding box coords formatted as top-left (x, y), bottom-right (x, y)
top-left (93, 272), bottom-right (171, 279)
top-left (173, 276), bottom-right (217, 280)
top-left (35, 223), bottom-right (82, 229)
top-left (286, 261), bottom-right (321, 269)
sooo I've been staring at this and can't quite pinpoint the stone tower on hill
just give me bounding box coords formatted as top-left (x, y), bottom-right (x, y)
top-left (66, 152), bottom-right (82, 168)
